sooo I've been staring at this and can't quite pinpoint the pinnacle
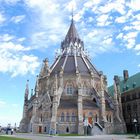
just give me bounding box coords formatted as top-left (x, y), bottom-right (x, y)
top-left (65, 18), bottom-right (80, 41)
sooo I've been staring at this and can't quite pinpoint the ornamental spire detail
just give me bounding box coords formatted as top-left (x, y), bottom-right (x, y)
top-left (61, 15), bottom-right (84, 55)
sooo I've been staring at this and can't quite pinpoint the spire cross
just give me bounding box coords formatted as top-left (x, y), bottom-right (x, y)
top-left (71, 5), bottom-right (74, 22)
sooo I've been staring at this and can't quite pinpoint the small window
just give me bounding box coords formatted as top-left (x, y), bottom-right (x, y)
top-left (127, 104), bottom-right (131, 112)
top-left (44, 127), bottom-right (46, 132)
top-left (67, 83), bottom-right (73, 95)
top-left (71, 113), bottom-right (76, 122)
top-left (133, 103), bottom-right (137, 111)
top-left (61, 112), bottom-right (65, 122)
top-left (107, 115), bottom-right (109, 121)
top-left (66, 113), bottom-right (70, 122)
top-left (89, 112), bottom-right (93, 116)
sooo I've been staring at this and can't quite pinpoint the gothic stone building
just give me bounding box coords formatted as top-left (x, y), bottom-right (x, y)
top-left (20, 18), bottom-right (126, 135)
top-left (108, 70), bottom-right (140, 133)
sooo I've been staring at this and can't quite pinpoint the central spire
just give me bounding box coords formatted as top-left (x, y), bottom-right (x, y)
top-left (65, 16), bottom-right (80, 42)
top-left (61, 15), bottom-right (84, 54)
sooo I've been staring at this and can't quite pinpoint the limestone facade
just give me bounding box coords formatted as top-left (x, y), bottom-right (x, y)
top-left (20, 18), bottom-right (126, 135)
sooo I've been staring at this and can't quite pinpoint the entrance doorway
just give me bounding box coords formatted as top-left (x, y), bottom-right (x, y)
top-left (39, 126), bottom-right (42, 133)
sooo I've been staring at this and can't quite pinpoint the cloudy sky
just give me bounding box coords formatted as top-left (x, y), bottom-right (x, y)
top-left (0, 0), bottom-right (140, 127)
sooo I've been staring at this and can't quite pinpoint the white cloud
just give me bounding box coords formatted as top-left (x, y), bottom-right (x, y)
top-left (0, 39), bottom-right (40, 77)
top-left (103, 37), bottom-right (112, 45)
top-left (116, 33), bottom-right (123, 39)
top-left (87, 30), bottom-right (98, 38)
top-left (84, 0), bottom-right (101, 8)
top-left (98, 0), bottom-right (126, 15)
top-left (123, 25), bottom-right (133, 31)
top-left (0, 100), bottom-right (6, 107)
top-left (65, 0), bottom-right (77, 11)
top-left (96, 14), bottom-right (110, 26)
top-left (126, 39), bottom-right (135, 49)
top-left (83, 28), bottom-right (117, 56)
top-left (123, 32), bottom-right (138, 40)
top-left (134, 44), bottom-right (140, 51)
top-left (0, 12), bottom-right (6, 24)
top-left (0, 0), bottom-right (20, 4)
top-left (73, 8), bottom-right (85, 22)
top-left (0, 34), bottom-right (15, 42)
top-left (122, 32), bottom-right (138, 49)
top-left (11, 15), bottom-right (25, 23)
top-left (128, 0), bottom-right (140, 11)
top-left (115, 16), bottom-right (126, 23)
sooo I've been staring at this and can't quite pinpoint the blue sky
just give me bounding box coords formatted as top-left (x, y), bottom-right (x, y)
top-left (0, 0), bottom-right (140, 127)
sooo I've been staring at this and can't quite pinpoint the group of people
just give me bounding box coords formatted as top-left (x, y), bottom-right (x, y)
top-left (6, 128), bottom-right (14, 135)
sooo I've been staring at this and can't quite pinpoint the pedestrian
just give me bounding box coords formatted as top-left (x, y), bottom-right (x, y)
top-left (11, 129), bottom-right (13, 135)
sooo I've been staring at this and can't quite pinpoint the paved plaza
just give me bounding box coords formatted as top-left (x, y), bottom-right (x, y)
top-left (4, 133), bottom-right (137, 140)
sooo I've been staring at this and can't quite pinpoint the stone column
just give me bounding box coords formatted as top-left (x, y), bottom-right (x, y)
top-left (100, 74), bottom-right (107, 122)
top-left (32, 100), bottom-right (38, 133)
top-left (113, 76), bottom-right (121, 123)
top-left (78, 87), bottom-right (84, 135)
top-left (50, 74), bottom-right (58, 134)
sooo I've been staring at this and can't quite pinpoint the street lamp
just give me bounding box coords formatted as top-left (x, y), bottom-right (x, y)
top-left (133, 119), bottom-right (137, 136)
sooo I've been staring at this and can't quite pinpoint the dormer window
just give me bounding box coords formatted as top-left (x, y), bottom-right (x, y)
top-left (67, 83), bottom-right (73, 95)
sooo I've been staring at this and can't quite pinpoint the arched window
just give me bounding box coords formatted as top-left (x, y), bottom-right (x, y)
top-left (66, 127), bottom-right (69, 133)
top-left (41, 114), bottom-right (43, 122)
top-left (110, 115), bottom-right (112, 122)
top-left (83, 83), bottom-right (89, 95)
top-left (71, 112), bottom-right (76, 122)
top-left (107, 115), bottom-right (109, 121)
top-left (89, 112), bottom-right (93, 117)
top-left (66, 113), bottom-right (70, 122)
top-left (67, 83), bottom-right (73, 95)
top-left (83, 84), bottom-right (87, 94)
top-left (61, 112), bottom-right (64, 122)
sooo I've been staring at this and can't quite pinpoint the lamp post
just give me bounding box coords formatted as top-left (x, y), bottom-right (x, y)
top-left (133, 119), bottom-right (137, 136)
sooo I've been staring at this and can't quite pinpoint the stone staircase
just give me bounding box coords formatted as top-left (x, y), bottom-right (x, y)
top-left (91, 122), bottom-right (105, 135)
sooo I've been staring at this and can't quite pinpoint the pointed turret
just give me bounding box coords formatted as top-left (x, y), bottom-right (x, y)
top-left (61, 17), bottom-right (84, 52)
top-left (24, 80), bottom-right (29, 102)
top-left (65, 18), bottom-right (80, 42)
top-left (35, 75), bottom-right (39, 98)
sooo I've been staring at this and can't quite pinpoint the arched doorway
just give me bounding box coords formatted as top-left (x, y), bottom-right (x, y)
top-left (66, 127), bottom-right (69, 133)
top-left (38, 126), bottom-right (42, 133)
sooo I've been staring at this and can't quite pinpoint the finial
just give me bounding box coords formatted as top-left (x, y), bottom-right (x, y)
top-left (71, 5), bottom-right (74, 22)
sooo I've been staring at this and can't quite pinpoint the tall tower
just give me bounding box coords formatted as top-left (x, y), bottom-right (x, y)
top-left (113, 76), bottom-right (126, 133)
top-left (19, 80), bottom-right (29, 132)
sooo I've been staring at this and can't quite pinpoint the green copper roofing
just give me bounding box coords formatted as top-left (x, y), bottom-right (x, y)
top-left (108, 72), bottom-right (140, 96)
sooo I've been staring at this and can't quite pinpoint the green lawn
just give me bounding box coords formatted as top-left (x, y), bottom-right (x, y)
top-left (0, 136), bottom-right (30, 140)
top-left (127, 136), bottom-right (140, 139)
top-left (58, 133), bottom-right (83, 136)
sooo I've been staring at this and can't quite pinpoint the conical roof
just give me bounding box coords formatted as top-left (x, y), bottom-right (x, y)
top-left (65, 19), bottom-right (80, 41)
top-left (50, 18), bottom-right (100, 77)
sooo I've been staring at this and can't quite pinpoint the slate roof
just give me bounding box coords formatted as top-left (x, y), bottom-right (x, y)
top-left (51, 56), bottom-right (99, 76)
top-left (83, 100), bottom-right (99, 109)
top-left (58, 99), bottom-right (77, 109)
top-left (108, 72), bottom-right (140, 96)
top-left (50, 17), bottom-right (100, 77)
top-left (65, 19), bottom-right (80, 42)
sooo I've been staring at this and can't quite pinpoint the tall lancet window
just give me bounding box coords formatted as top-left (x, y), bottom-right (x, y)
top-left (71, 112), bottom-right (76, 122)
top-left (61, 112), bottom-right (65, 122)
top-left (66, 112), bottom-right (70, 122)
top-left (66, 82), bottom-right (73, 95)
top-left (83, 84), bottom-right (87, 95)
